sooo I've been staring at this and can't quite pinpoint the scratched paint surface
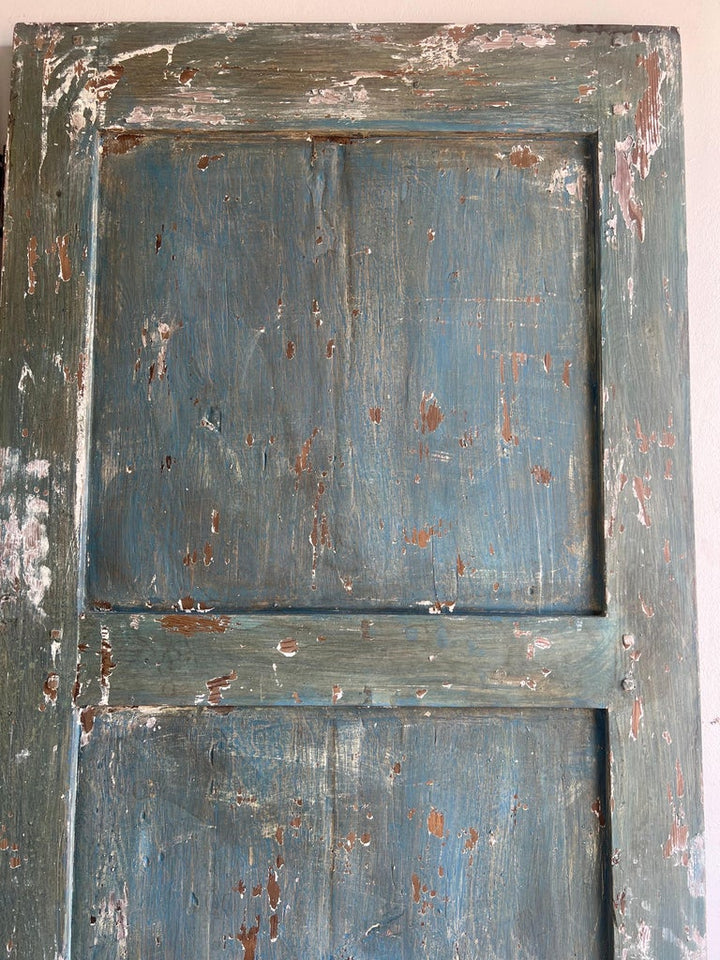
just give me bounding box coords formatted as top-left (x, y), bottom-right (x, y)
top-left (72, 708), bottom-right (608, 958)
top-left (87, 134), bottom-right (601, 614)
top-left (0, 24), bottom-right (703, 960)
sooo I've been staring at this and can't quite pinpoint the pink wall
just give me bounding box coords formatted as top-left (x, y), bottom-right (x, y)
top-left (2, 2), bottom-right (719, 952)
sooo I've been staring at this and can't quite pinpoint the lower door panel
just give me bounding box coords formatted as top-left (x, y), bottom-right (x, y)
top-left (72, 708), bottom-right (609, 959)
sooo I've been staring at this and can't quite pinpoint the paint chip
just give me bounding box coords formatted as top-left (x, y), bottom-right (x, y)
top-left (427, 808), bottom-right (444, 838)
top-left (277, 637), bottom-right (299, 657)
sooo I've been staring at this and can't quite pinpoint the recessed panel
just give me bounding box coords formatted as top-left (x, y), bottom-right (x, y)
top-left (72, 708), bottom-right (609, 959)
top-left (87, 134), bottom-right (601, 613)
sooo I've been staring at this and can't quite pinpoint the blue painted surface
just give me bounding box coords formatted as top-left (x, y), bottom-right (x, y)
top-left (87, 134), bottom-right (601, 615)
top-left (72, 708), bottom-right (608, 959)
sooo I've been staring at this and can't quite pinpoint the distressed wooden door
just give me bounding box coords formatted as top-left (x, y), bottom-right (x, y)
top-left (0, 23), bottom-right (705, 960)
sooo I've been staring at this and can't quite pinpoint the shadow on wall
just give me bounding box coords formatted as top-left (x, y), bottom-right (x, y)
top-left (1, 46), bottom-right (11, 147)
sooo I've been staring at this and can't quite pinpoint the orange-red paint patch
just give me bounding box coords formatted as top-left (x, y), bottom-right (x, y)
top-left (404, 523), bottom-right (442, 548)
top-left (56, 234), bottom-right (72, 283)
top-left (236, 918), bottom-right (260, 960)
top-left (206, 670), bottom-right (238, 705)
top-left (294, 427), bottom-right (319, 480)
top-left (427, 808), bottom-right (444, 838)
top-left (267, 868), bottom-right (280, 910)
top-left (630, 696), bottom-right (644, 740)
top-left (411, 873), bottom-right (421, 903)
top-left (197, 154), bottom-right (224, 171)
top-left (160, 614), bottom-right (230, 635)
top-left (530, 465), bottom-right (552, 485)
top-left (509, 145), bottom-right (541, 168)
top-left (501, 394), bottom-right (518, 445)
top-left (418, 392), bottom-right (444, 433)
top-left (277, 637), bottom-right (299, 657)
top-left (43, 672), bottom-right (59, 703)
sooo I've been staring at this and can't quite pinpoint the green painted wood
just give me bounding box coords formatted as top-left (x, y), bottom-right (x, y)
top-left (0, 22), bottom-right (703, 960)
top-left (0, 25), bottom-right (100, 960)
top-left (72, 707), bottom-right (608, 959)
top-left (591, 31), bottom-right (705, 959)
top-left (96, 23), bottom-right (615, 135)
top-left (76, 611), bottom-right (615, 709)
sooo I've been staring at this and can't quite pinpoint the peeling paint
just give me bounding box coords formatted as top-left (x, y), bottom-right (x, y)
top-left (102, 132), bottom-right (145, 156)
top-left (308, 80), bottom-right (370, 113)
top-left (42, 672), bottom-right (59, 705)
top-left (417, 392), bottom-right (444, 434)
top-left (145, 320), bottom-right (181, 400)
top-left (3, 28), bottom-right (701, 955)
top-left (267, 867), bottom-right (281, 910)
top-left (530, 465), bottom-right (552, 486)
top-left (500, 393), bottom-right (518, 445)
top-left (630, 696), bottom-right (644, 740)
top-left (235, 917), bottom-right (260, 960)
top-left (159, 614), bottom-right (230, 635)
top-left (404, 522), bottom-right (443, 548)
top-left (612, 137), bottom-right (645, 241)
top-left (632, 475), bottom-right (652, 527)
top-left (27, 237), bottom-right (39, 295)
top-left (55, 235), bottom-right (72, 285)
top-left (0, 450), bottom-right (52, 616)
top-left (633, 51), bottom-right (665, 180)
top-left (99, 634), bottom-right (116, 706)
top-left (509, 145), bottom-right (542, 169)
top-left (548, 161), bottom-right (585, 200)
top-left (427, 808), bottom-right (444, 838)
top-left (179, 67), bottom-right (197, 85)
top-left (205, 669), bottom-right (238, 705)
top-left (277, 637), bottom-right (298, 657)
top-left (197, 153), bottom-right (224, 171)
top-left (294, 427), bottom-right (319, 483)
top-left (467, 27), bottom-right (556, 54)
top-left (79, 705), bottom-right (95, 745)
top-left (411, 872), bottom-right (421, 903)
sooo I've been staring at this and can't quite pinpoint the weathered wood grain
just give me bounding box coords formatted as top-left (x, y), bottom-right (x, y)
top-left (0, 22), bottom-right (703, 960)
top-left (72, 707), bottom-right (608, 959)
top-left (87, 132), bottom-right (601, 615)
top-left (76, 610), bottom-right (616, 709)
top-left (0, 25), bottom-right (100, 960)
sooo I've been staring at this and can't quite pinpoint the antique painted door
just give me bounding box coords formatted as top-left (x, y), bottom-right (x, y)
top-left (0, 23), bottom-right (705, 960)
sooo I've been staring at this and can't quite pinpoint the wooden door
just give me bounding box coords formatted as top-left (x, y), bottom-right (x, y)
top-left (0, 24), bottom-right (705, 959)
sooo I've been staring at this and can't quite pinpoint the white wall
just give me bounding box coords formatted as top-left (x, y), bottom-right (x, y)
top-left (2, 1), bottom-right (719, 952)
